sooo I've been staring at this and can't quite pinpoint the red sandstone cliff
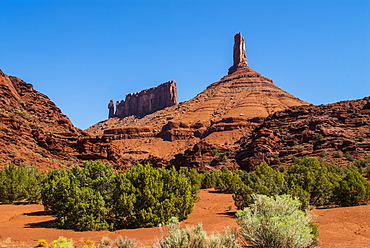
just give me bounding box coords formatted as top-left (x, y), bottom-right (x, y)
top-left (109, 80), bottom-right (178, 119)
top-left (235, 97), bottom-right (370, 170)
top-left (0, 69), bottom-right (130, 169)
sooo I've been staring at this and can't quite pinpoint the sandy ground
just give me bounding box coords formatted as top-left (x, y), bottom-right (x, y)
top-left (1, 189), bottom-right (370, 247)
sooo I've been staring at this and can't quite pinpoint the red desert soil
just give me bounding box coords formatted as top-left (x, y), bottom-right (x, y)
top-left (0, 189), bottom-right (370, 247)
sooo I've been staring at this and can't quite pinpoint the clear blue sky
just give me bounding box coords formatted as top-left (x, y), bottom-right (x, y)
top-left (1, 0), bottom-right (369, 129)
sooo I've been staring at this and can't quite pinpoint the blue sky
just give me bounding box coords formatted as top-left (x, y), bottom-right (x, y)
top-left (1, 0), bottom-right (369, 129)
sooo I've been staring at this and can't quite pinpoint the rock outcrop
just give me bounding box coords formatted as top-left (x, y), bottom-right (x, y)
top-left (228, 33), bottom-right (248, 74)
top-left (0, 70), bottom-right (132, 169)
top-left (171, 141), bottom-right (238, 171)
top-left (235, 97), bottom-right (370, 170)
top-left (110, 80), bottom-right (178, 118)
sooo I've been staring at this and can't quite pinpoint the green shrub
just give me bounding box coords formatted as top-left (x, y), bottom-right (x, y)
top-left (156, 217), bottom-right (240, 248)
top-left (332, 151), bottom-right (342, 158)
top-left (333, 168), bottom-right (370, 206)
top-left (36, 239), bottom-right (48, 247)
top-left (358, 136), bottom-right (365, 142)
top-left (49, 236), bottom-right (74, 248)
top-left (320, 151), bottom-right (327, 158)
top-left (344, 151), bottom-right (354, 161)
top-left (0, 164), bottom-right (44, 203)
top-left (233, 163), bottom-right (287, 209)
top-left (236, 194), bottom-right (317, 248)
top-left (312, 133), bottom-right (324, 140)
top-left (179, 167), bottom-right (203, 200)
top-left (113, 164), bottom-right (194, 228)
top-left (41, 161), bottom-right (114, 231)
top-left (214, 167), bottom-right (243, 193)
top-left (201, 171), bottom-right (217, 189)
top-left (286, 157), bottom-right (342, 206)
top-left (355, 156), bottom-right (370, 177)
top-left (42, 162), bottom-right (196, 231)
top-left (233, 157), bottom-right (370, 209)
top-left (211, 148), bottom-right (219, 157)
top-left (285, 183), bottom-right (310, 210)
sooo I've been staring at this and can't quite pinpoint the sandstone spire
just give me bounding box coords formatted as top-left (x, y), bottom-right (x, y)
top-left (108, 99), bottom-right (115, 118)
top-left (228, 32), bottom-right (248, 74)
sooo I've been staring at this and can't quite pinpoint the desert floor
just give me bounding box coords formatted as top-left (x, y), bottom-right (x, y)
top-left (1, 189), bottom-right (370, 247)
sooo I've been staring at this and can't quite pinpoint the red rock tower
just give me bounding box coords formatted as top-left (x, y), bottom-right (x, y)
top-left (228, 32), bottom-right (249, 74)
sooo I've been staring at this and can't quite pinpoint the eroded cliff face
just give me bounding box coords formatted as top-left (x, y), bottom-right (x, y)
top-left (0, 70), bottom-right (131, 169)
top-left (109, 80), bottom-right (178, 119)
top-left (235, 97), bottom-right (370, 170)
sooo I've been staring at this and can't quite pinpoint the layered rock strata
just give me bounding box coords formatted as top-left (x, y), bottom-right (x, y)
top-left (110, 80), bottom-right (178, 118)
top-left (0, 70), bottom-right (131, 169)
top-left (235, 97), bottom-right (370, 170)
top-left (87, 33), bottom-right (307, 159)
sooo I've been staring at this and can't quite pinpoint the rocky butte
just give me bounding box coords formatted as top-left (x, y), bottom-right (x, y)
top-left (109, 80), bottom-right (178, 119)
top-left (86, 33), bottom-right (308, 160)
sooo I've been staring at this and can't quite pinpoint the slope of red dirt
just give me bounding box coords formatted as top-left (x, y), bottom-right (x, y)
top-left (1, 189), bottom-right (370, 247)
top-left (313, 205), bottom-right (370, 247)
top-left (0, 189), bottom-right (237, 247)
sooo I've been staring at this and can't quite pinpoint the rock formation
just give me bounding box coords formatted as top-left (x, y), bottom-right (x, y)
top-left (110, 80), bottom-right (178, 118)
top-left (87, 33), bottom-right (308, 160)
top-left (0, 70), bottom-right (130, 169)
top-left (228, 33), bottom-right (248, 74)
top-left (108, 99), bottom-right (115, 118)
top-left (2, 30), bottom-right (370, 172)
top-left (235, 97), bottom-right (370, 170)
top-left (171, 141), bottom-right (238, 171)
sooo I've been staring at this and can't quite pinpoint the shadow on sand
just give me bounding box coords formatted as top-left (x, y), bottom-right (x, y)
top-left (24, 210), bottom-right (55, 228)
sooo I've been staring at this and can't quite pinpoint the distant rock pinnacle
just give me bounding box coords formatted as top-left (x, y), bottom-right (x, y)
top-left (228, 33), bottom-right (249, 74)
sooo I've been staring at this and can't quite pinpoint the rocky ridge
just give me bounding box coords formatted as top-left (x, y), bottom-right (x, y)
top-left (235, 97), bottom-right (370, 170)
top-left (0, 70), bottom-right (129, 169)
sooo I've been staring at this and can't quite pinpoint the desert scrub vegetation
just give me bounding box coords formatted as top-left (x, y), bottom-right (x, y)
top-left (113, 163), bottom-right (193, 228)
top-left (354, 155), bottom-right (370, 176)
top-left (233, 157), bottom-right (370, 209)
top-left (155, 217), bottom-right (240, 248)
top-left (237, 194), bottom-right (318, 248)
top-left (36, 239), bottom-right (48, 247)
top-left (0, 161), bottom-right (195, 231)
top-left (41, 161), bottom-right (115, 230)
top-left (0, 163), bottom-right (44, 203)
top-left (179, 167), bottom-right (203, 201)
top-left (49, 236), bottom-right (74, 248)
top-left (40, 161), bottom-right (194, 230)
top-left (213, 167), bottom-right (244, 194)
top-left (198, 158), bottom-right (370, 209)
top-left (115, 235), bottom-right (138, 248)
